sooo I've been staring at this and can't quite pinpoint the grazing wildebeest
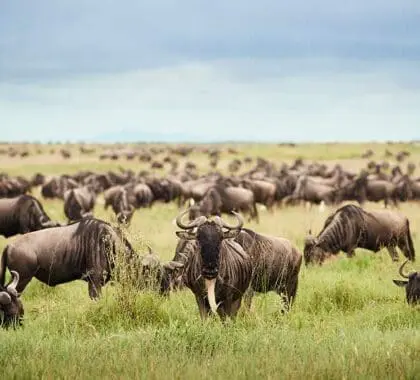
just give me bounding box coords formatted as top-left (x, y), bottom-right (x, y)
top-left (41, 176), bottom-right (79, 199)
top-left (0, 270), bottom-right (23, 327)
top-left (175, 209), bottom-right (252, 319)
top-left (0, 195), bottom-right (60, 238)
top-left (304, 204), bottom-right (415, 265)
top-left (284, 175), bottom-right (337, 206)
top-left (64, 186), bottom-right (96, 221)
top-left (0, 218), bottom-right (135, 299)
top-left (112, 187), bottom-right (135, 224)
top-left (393, 260), bottom-right (420, 305)
top-left (235, 229), bottom-right (302, 310)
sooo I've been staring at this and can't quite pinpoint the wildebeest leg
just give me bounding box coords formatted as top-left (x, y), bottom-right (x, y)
top-left (15, 275), bottom-right (33, 294)
top-left (195, 296), bottom-right (210, 320)
top-left (252, 203), bottom-right (259, 223)
top-left (279, 291), bottom-right (291, 313)
top-left (346, 250), bottom-right (356, 258)
top-left (387, 246), bottom-right (399, 262)
top-left (8, 255), bottom-right (37, 293)
top-left (285, 275), bottom-right (299, 309)
top-left (267, 197), bottom-right (275, 213)
top-left (221, 298), bottom-right (242, 319)
top-left (397, 237), bottom-right (414, 261)
top-left (87, 274), bottom-right (102, 300)
top-left (243, 288), bottom-right (254, 310)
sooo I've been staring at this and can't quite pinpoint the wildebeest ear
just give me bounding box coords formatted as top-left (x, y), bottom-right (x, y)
top-left (163, 261), bottom-right (184, 271)
top-left (223, 229), bottom-right (241, 239)
top-left (0, 291), bottom-right (12, 305)
top-left (304, 235), bottom-right (317, 247)
top-left (392, 279), bottom-right (408, 287)
top-left (175, 231), bottom-right (196, 240)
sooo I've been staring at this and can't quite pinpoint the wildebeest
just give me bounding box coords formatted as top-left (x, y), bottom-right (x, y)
top-left (0, 217), bottom-right (182, 300)
top-left (0, 195), bottom-right (60, 238)
top-left (393, 260), bottom-right (420, 305)
top-left (304, 204), bottom-right (415, 265)
top-left (0, 218), bottom-right (135, 299)
top-left (189, 184), bottom-right (259, 223)
top-left (175, 209), bottom-right (252, 319)
top-left (284, 175), bottom-right (338, 206)
top-left (41, 176), bottom-right (79, 199)
top-left (112, 187), bottom-right (134, 224)
top-left (0, 270), bottom-right (23, 327)
top-left (64, 186), bottom-right (96, 221)
top-left (235, 228), bottom-right (302, 310)
top-left (132, 183), bottom-right (154, 208)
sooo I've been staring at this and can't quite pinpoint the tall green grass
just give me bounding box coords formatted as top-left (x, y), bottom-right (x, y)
top-left (1, 143), bottom-right (420, 379)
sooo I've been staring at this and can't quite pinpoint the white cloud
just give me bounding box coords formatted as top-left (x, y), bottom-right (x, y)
top-left (0, 58), bottom-right (419, 142)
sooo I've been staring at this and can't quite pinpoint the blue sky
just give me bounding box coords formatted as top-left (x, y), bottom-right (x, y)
top-left (1, 1), bottom-right (419, 142)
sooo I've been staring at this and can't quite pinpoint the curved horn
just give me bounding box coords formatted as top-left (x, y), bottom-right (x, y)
top-left (398, 259), bottom-right (410, 279)
top-left (214, 211), bottom-right (244, 230)
top-left (6, 270), bottom-right (19, 296)
top-left (175, 208), bottom-right (206, 230)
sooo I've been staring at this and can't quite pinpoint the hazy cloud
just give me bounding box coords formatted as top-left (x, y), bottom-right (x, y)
top-left (0, 1), bottom-right (419, 141)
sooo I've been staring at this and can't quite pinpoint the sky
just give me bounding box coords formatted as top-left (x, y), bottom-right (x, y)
top-left (1, 1), bottom-right (419, 142)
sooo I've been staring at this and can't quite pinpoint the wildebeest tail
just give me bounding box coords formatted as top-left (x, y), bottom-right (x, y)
top-left (0, 246), bottom-right (8, 287)
top-left (406, 220), bottom-right (415, 261)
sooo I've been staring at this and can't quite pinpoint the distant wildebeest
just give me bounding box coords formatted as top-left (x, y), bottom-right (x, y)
top-left (0, 195), bottom-right (60, 238)
top-left (103, 185), bottom-right (125, 210)
top-left (304, 204), bottom-right (415, 265)
top-left (112, 187), bottom-right (135, 224)
top-left (175, 209), bottom-right (252, 319)
top-left (64, 186), bottom-right (96, 221)
top-left (0, 218), bottom-right (135, 299)
top-left (0, 176), bottom-right (31, 198)
top-left (393, 260), bottom-right (420, 305)
top-left (41, 176), bottom-right (79, 199)
top-left (358, 175), bottom-right (411, 207)
top-left (132, 183), bottom-right (154, 208)
top-left (284, 175), bottom-right (337, 206)
top-left (242, 179), bottom-right (277, 211)
top-left (0, 270), bottom-right (23, 327)
top-left (361, 149), bottom-right (374, 159)
top-left (60, 149), bottom-right (71, 159)
top-left (189, 184), bottom-right (259, 223)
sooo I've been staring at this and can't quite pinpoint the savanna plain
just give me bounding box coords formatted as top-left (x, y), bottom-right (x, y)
top-left (1, 142), bottom-right (419, 380)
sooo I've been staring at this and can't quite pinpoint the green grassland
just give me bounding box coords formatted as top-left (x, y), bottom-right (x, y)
top-left (1, 142), bottom-right (420, 379)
